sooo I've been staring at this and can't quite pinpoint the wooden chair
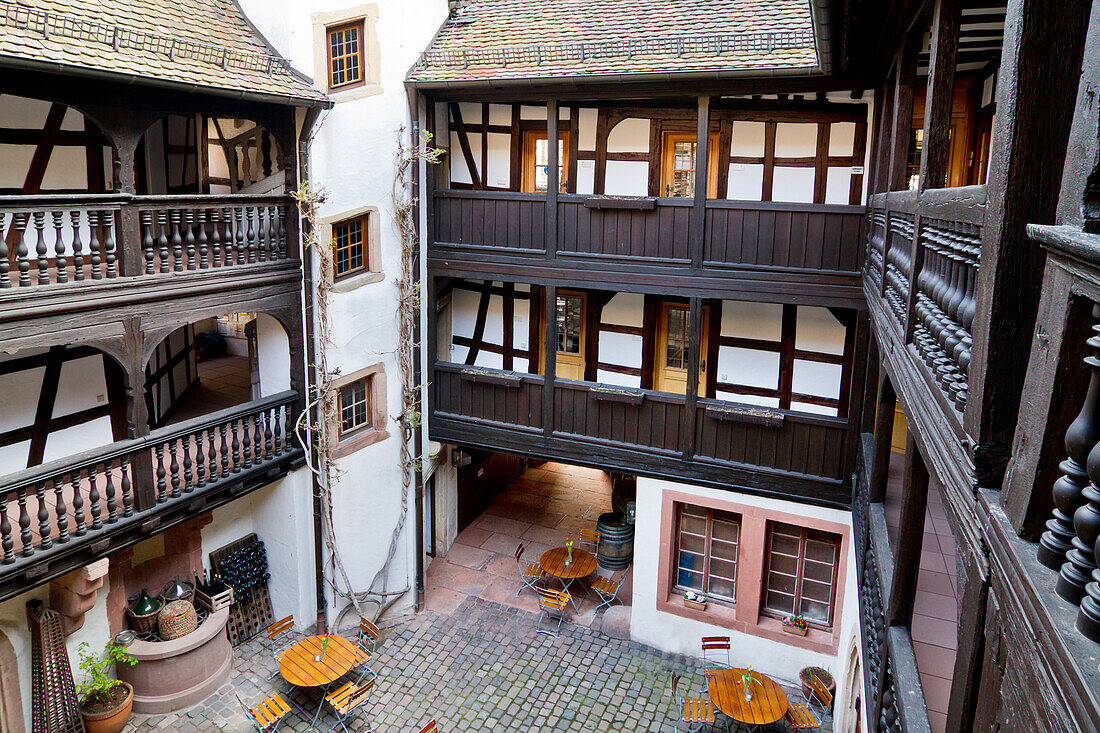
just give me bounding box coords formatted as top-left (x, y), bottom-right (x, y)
top-left (264, 615), bottom-right (295, 679)
top-left (669, 672), bottom-right (713, 732)
top-left (701, 636), bottom-right (731, 670)
top-left (416, 720), bottom-right (439, 733)
top-left (807, 674), bottom-right (833, 715)
top-left (578, 528), bottom-right (601, 553)
top-left (236, 692), bottom-right (291, 732)
top-left (535, 587), bottom-right (571, 637)
top-left (325, 675), bottom-right (376, 732)
top-left (354, 618), bottom-right (379, 678)
top-left (591, 572), bottom-right (625, 611)
top-left (515, 543), bottom-right (545, 596)
top-left (786, 702), bottom-right (821, 730)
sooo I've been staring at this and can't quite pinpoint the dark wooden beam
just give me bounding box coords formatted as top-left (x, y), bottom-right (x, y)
top-left (594, 109), bottom-right (610, 195)
top-left (543, 285), bottom-right (557, 437)
top-left (682, 297), bottom-right (703, 460)
top-left (691, 96), bottom-right (710, 269)
top-left (22, 103), bottom-right (66, 195)
top-left (27, 346), bottom-right (65, 468)
top-left (870, 371), bottom-right (897, 503)
top-left (464, 282), bottom-right (493, 365)
top-left (887, 33), bottom-right (920, 191)
top-left (546, 100), bottom-right (559, 262)
top-left (777, 304), bottom-right (797, 409)
top-left (919, 0), bottom-right (962, 190)
top-left (762, 122), bottom-right (777, 202)
top-left (887, 432), bottom-right (929, 626)
top-left (502, 281), bottom-right (515, 371)
top-left (449, 103), bottom-right (483, 190)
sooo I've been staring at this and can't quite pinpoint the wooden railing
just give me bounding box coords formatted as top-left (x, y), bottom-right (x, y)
top-left (864, 186), bottom-right (986, 414)
top-left (554, 380), bottom-right (684, 454)
top-left (0, 193), bottom-right (296, 289)
top-left (433, 364), bottom-right (544, 430)
top-left (432, 189), bottom-right (866, 274)
top-left (0, 391), bottom-right (298, 574)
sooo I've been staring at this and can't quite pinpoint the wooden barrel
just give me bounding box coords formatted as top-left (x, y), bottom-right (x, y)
top-left (596, 513), bottom-right (635, 570)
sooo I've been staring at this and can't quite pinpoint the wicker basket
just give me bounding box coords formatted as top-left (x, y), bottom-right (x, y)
top-left (195, 585), bottom-right (234, 613)
top-left (126, 598), bottom-right (163, 635)
top-left (158, 600), bottom-right (199, 640)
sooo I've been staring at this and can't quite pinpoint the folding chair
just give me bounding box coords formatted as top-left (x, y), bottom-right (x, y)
top-left (535, 587), bottom-right (571, 637)
top-left (806, 674), bottom-right (833, 716)
top-left (786, 702), bottom-right (820, 730)
top-left (416, 720), bottom-right (439, 733)
top-left (353, 617), bottom-right (379, 678)
top-left (325, 674), bottom-right (376, 732)
top-left (515, 543), bottom-right (545, 596)
top-left (670, 672), bottom-right (714, 733)
top-left (265, 615), bottom-right (295, 679)
top-left (701, 636), bottom-right (731, 670)
top-left (577, 528), bottom-right (601, 553)
top-left (236, 692), bottom-right (291, 732)
top-left (591, 572), bottom-right (625, 611)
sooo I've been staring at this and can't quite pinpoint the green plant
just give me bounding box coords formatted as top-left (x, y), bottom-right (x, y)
top-left (76, 641), bottom-right (137, 707)
top-left (784, 614), bottom-right (807, 629)
top-left (800, 666), bottom-right (834, 688)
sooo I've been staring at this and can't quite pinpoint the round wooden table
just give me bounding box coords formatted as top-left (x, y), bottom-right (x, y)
top-left (280, 634), bottom-right (361, 730)
top-left (540, 546), bottom-right (597, 610)
top-left (706, 668), bottom-right (788, 730)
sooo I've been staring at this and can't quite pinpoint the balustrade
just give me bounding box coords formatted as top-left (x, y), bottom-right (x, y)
top-left (0, 197), bottom-right (122, 288)
top-left (883, 212), bottom-right (914, 331)
top-left (0, 392), bottom-right (297, 567)
top-left (865, 209), bottom-right (886, 290)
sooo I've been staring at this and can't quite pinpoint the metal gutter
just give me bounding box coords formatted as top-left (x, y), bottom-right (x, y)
top-left (407, 86), bottom-right (427, 613)
top-left (808, 0), bottom-right (839, 74)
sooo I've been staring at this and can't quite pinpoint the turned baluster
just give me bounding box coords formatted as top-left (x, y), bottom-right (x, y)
top-left (0, 212), bottom-right (8, 288)
top-left (103, 460), bottom-right (117, 523)
top-left (1059, 390), bottom-right (1100, 605)
top-left (209, 426), bottom-right (220, 480)
top-left (255, 207), bottom-right (267, 262)
top-left (209, 209), bottom-right (222, 267)
top-left (170, 210), bottom-right (184, 271)
top-left (102, 210), bottom-right (117, 278)
top-left (237, 207), bottom-right (248, 264)
top-left (277, 205), bottom-right (287, 258)
top-left (34, 210), bottom-right (49, 285)
top-left (263, 409), bottom-right (273, 456)
top-left (168, 439), bottom-right (181, 499)
top-left (155, 443), bottom-right (167, 503)
top-left (0, 494), bottom-right (12, 563)
top-left (219, 423), bottom-right (230, 478)
top-left (120, 460), bottom-right (133, 518)
top-left (70, 210), bottom-right (85, 282)
top-left (17, 487), bottom-right (32, 556)
top-left (33, 481), bottom-right (51, 550)
top-left (283, 404), bottom-right (293, 452)
top-left (273, 405), bottom-right (284, 455)
top-left (195, 430), bottom-right (206, 488)
top-left (222, 207), bottom-right (235, 265)
top-left (231, 419), bottom-right (241, 473)
top-left (240, 416), bottom-right (252, 469)
top-left (182, 434), bottom-right (194, 492)
top-left (197, 209), bottom-right (209, 268)
top-left (70, 470), bottom-right (86, 536)
top-left (184, 210), bottom-right (197, 269)
top-left (51, 211), bottom-right (67, 283)
top-left (53, 478), bottom-right (69, 542)
top-left (958, 254), bottom-right (978, 333)
top-left (141, 210), bottom-right (155, 274)
top-left (15, 212), bottom-right (30, 287)
top-left (157, 211), bottom-right (170, 273)
top-left (252, 413), bottom-right (262, 462)
top-left (267, 205), bottom-right (278, 260)
top-left (87, 463), bottom-right (101, 530)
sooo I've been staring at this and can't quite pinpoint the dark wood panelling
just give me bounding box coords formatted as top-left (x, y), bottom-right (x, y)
top-left (434, 190), bottom-right (546, 252)
top-left (434, 364), bottom-right (544, 431)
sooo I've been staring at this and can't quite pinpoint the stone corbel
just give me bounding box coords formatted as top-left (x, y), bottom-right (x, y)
top-left (49, 558), bottom-right (110, 636)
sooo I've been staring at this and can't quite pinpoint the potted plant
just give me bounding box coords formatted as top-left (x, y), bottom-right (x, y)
top-left (782, 614), bottom-right (808, 636)
top-left (799, 666), bottom-right (835, 703)
top-left (77, 641), bottom-right (138, 733)
top-left (739, 666), bottom-right (757, 701)
top-left (682, 590), bottom-right (707, 611)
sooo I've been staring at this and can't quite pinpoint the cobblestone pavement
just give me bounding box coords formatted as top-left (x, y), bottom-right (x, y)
top-left (126, 595), bottom-right (829, 733)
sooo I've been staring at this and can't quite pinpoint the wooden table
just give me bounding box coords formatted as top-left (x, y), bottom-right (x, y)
top-left (706, 668), bottom-right (788, 730)
top-left (540, 546), bottom-right (597, 610)
top-left (279, 634), bottom-right (360, 729)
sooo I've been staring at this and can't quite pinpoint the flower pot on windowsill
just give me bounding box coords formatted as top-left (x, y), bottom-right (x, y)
top-left (782, 624), bottom-right (808, 637)
top-left (683, 596), bottom-right (707, 612)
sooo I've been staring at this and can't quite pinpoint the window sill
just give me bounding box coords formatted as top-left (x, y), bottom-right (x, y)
top-left (333, 427), bottom-right (389, 458)
top-left (327, 83), bottom-right (384, 104)
top-left (332, 270), bottom-right (385, 293)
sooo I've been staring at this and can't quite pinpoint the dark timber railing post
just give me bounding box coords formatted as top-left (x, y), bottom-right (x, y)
top-left (691, 96), bottom-right (710, 270)
top-left (870, 372), bottom-right (897, 503)
top-left (546, 99), bottom-right (559, 262)
top-left (543, 285), bottom-right (557, 439)
top-left (887, 33), bottom-right (919, 191)
top-left (682, 297), bottom-right (703, 460)
top-left (887, 432), bottom-right (929, 626)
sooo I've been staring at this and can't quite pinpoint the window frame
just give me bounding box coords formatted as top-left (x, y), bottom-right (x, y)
top-left (672, 503), bottom-right (741, 606)
top-left (659, 131), bottom-right (720, 198)
top-left (521, 129), bottom-right (571, 193)
top-left (329, 362), bottom-right (389, 457)
top-left (332, 213), bottom-right (370, 281)
top-left (761, 521), bottom-right (841, 629)
top-left (326, 19), bottom-right (366, 91)
top-left (337, 377), bottom-right (372, 438)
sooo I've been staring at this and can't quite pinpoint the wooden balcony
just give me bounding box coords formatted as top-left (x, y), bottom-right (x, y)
top-left (0, 391), bottom-right (302, 602)
top-left (430, 362), bottom-right (852, 505)
top-left (430, 190), bottom-right (866, 305)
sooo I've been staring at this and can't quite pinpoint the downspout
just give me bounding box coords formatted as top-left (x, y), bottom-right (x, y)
top-left (407, 86), bottom-right (426, 612)
top-left (808, 0), bottom-right (838, 75)
top-left (297, 104), bottom-right (329, 632)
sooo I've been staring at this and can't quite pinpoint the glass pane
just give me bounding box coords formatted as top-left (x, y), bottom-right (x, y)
top-left (712, 516), bottom-right (740, 544)
top-left (679, 512), bottom-right (706, 536)
top-left (555, 295), bottom-right (583, 354)
top-left (708, 557), bottom-right (737, 582)
top-left (339, 380), bottom-right (369, 432)
top-left (801, 599), bottom-right (829, 624)
top-left (765, 591), bottom-right (795, 615)
top-left (334, 220), bottom-right (364, 275)
top-left (677, 551), bottom-right (704, 590)
top-left (670, 141), bottom-right (696, 197)
top-left (534, 137), bottom-right (567, 193)
top-left (709, 576), bottom-right (735, 600)
top-left (679, 535), bottom-right (705, 556)
top-left (803, 558), bottom-right (834, 584)
top-left (664, 307), bottom-right (689, 369)
top-left (801, 577), bottom-right (833, 603)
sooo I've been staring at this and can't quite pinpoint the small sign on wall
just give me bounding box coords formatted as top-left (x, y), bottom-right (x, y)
top-left (852, 166), bottom-right (865, 175)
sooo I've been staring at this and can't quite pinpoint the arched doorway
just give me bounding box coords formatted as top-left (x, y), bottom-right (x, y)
top-left (836, 635), bottom-right (864, 733)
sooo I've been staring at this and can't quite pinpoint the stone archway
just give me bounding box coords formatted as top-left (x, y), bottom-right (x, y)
top-left (0, 629), bottom-right (25, 733)
top-left (835, 635), bottom-right (863, 733)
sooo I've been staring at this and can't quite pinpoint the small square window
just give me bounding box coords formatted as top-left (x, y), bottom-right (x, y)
top-left (327, 21), bottom-right (365, 90)
top-left (332, 215), bottom-right (368, 279)
top-left (339, 378), bottom-right (371, 436)
top-left (762, 521), bottom-right (841, 628)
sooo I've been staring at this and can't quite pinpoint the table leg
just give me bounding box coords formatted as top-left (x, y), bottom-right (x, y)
top-left (560, 578), bottom-right (582, 612)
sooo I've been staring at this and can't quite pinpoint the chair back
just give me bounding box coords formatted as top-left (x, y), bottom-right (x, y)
top-left (359, 617), bottom-right (380, 643)
top-left (515, 543), bottom-right (526, 565)
top-left (417, 719), bottom-right (439, 733)
top-left (346, 678), bottom-right (374, 712)
top-left (266, 616), bottom-right (294, 643)
top-left (811, 675), bottom-right (833, 707)
top-left (669, 671), bottom-right (681, 700)
top-left (536, 587), bottom-right (569, 612)
top-left (578, 528), bottom-right (601, 548)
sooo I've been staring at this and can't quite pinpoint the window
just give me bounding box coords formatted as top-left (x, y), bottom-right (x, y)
top-left (556, 293), bottom-right (584, 354)
top-left (663, 304), bottom-right (689, 369)
top-left (327, 21), bottom-right (365, 90)
top-left (660, 131), bottom-right (719, 198)
top-left (763, 522), bottom-right (840, 627)
top-left (333, 215), bottom-right (368, 279)
top-left (338, 378), bottom-right (371, 436)
top-left (674, 504), bottom-right (740, 603)
top-left (521, 130), bottom-right (570, 193)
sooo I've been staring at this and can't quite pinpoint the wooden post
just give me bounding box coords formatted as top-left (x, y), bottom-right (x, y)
top-left (887, 33), bottom-right (920, 191)
top-left (919, 0), bottom-right (961, 191)
top-left (964, 0), bottom-right (1092, 487)
top-left (861, 335), bottom-right (882, 435)
top-left (682, 297), bottom-right (703, 460)
top-left (690, 96), bottom-right (710, 269)
top-left (946, 556), bottom-right (989, 732)
top-left (543, 285), bottom-right (557, 438)
top-left (870, 372), bottom-right (897, 503)
top-left (887, 433), bottom-right (929, 626)
top-left (546, 100), bottom-right (559, 262)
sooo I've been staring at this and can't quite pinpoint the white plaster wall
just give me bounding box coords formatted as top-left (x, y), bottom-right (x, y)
top-left (0, 96), bottom-right (111, 192)
top-left (257, 314), bottom-right (292, 395)
top-left (447, 282), bottom-right (534, 373)
top-left (597, 292), bottom-right (644, 387)
top-left (607, 118), bottom-right (649, 152)
top-left (630, 477), bottom-right (859, 689)
top-left (604, 161), bottom-right (649, 196)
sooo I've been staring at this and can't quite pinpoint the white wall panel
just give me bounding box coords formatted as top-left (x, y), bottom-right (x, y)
top-left (605, 161), bottom-right (648, 196)
top-left (607, 118), bottom-right (650, 152)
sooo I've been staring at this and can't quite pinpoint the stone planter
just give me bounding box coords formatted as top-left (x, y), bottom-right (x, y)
top-left (81, 681), bottom-right (133, 733)
top-left (116, 607), bottom-right (232, 713)
top-left (596, 513), bottom-right (634, 570)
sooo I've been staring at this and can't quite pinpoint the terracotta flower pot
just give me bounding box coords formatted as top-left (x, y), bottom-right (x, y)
top-left (81, 682), bottom-right (134, 733)
top-left (799, 667), bottom-right (835, 704)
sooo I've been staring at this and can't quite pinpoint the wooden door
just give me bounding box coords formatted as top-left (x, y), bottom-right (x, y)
top-left (654, 302), bottom-right (709, 394)
top-left (660, 131), bottom-right (719, 198)
top-left (554, 291), bottom-right (586, 380)
top-left (521, 129), bottom-right (570, 193)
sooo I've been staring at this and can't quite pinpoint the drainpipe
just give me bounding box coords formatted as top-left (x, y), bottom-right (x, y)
top-left (407, 86), bottom-right (426, 612)
top-left (298, 104), bottom-right (329, 633)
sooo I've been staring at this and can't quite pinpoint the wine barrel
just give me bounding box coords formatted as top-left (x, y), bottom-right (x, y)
top-left (596, 513), bottom-right (635, 570)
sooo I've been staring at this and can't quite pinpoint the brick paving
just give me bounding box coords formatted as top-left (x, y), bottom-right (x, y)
top-left (127, 594), bottom-right (824, 732)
